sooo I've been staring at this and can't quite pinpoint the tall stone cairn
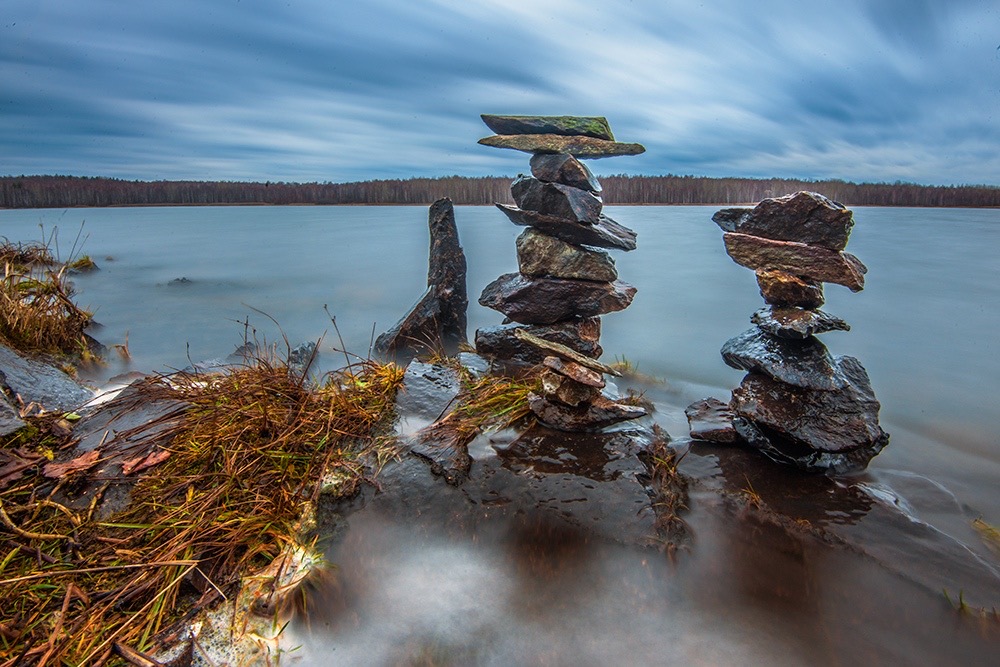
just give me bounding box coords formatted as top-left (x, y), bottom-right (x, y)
top-left (475, 114), bottom-right (646, 431)
top-left (693, 191), bottom-right (889, 473)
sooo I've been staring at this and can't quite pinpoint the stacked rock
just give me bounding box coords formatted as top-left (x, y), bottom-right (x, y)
top-left (475, 114), bottom-right (646, 431)
top-left (706, 191), bottom-right (889, 473)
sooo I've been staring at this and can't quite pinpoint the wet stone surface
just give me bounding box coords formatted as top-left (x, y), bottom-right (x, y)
top-left (751, 306), bottom-right (850, 339)
top-left (479, 272), bottom-right (636, 325)
top-left (721, 327), bottom-right (848, 391)
top-left (0, 343), bottom-right (95, 414)
top-left (684, 397), bottom-right (738, 443)
top-left (475, 319), bottom-right (603, 365)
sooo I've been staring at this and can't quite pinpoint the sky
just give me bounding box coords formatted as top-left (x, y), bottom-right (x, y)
top-left (1, 0), bottom-right (998, 185)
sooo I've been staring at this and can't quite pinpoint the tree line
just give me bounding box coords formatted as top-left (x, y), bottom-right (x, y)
top-left (2, 174), bottom-right (998, 209)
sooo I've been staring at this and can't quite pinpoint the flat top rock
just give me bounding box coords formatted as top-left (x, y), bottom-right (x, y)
top-left (724, 232), bottom-right (867, 291)
top-left (721, 327), bottom-right (848, 391)
top-left (481, 114), bottom-right (615, 141)
top-left (714, 191), bottom-right (854, 251)
top-left (516, 330), bottom-right (620, 376)
top-left (479, 134), bottom-right (645, 159)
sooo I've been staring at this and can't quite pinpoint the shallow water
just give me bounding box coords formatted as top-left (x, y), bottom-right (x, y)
top-left (2, 204), bottom-right (999, 663)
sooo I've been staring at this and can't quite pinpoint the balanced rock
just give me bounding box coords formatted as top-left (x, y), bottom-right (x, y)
top-left (684, 397), bottom-right (738, 444)
top-left (516, 228), bottom-right (617, 282)
top-left (756, 269), bottom-right (825, 308)
top-left (478, 134), bottom-right (645, 159)
top-left (751, 306), bottom-right (850, 340)
top-left (713, 191), bottom-right (854, 251)
top-left (511, 175), bottom-right (603, 224)
top-left (724, 232), bottom-right (867, 291)
top-left (542, 356), bottom-right (606, 388)
top-left (528, 393), bottom-right (647, 432)
top-left (514, 329), bottom-right (619, 376)
top-left (530, 153), bottom-right (602, 193)
top-left (375, 198), bottom-right (468, 358)
top-left (540, 370), bottom-right (600, 407)
top-left (721, 327), bottom-right (848, 391)
top-left (481, 114), bottom-right (615, 141)
top-left (474, 319), bottom-right (602, 364)
top-left (497, 204), bottom-right (637, 251)
top-left (479, 273), bottom-right (636, 325)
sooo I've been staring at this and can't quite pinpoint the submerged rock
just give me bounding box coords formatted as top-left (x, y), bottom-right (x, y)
top-left (481, 114), bottom-right (616, 141)
top-left (475, 319), bottom-right (603, 364)
top-left (511, 175), bottom-right (603, 225)
top-left (684, 397), bottom-right (738, 443)
top-left (721, 327), bottom-right (848, 391)
top-left (478, 134), bottom-right (646, 158)
top-left (516, 228), bottom-right (618, 282)
top-left (497, 204), bottom-right (637, 251)
top-left (479, 273), bottom-right (636, 325)
top-left (375, 198), bottom-right (468, 359)
top-left (751, 306), bottom-right (850, 339)
top-left (724, 232), bottom-right (867, 291)
top-left (530, 153), bottom-right (602, 193)
top-left (756, 269), bottom-right (825, 308)
top-left (712, 191), bottom-right (854, 251)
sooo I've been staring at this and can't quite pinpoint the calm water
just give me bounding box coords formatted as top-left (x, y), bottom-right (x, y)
top-left (2, 205), bottom-right (999, 663)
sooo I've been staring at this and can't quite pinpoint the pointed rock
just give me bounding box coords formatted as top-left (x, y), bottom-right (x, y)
top-left (530, 153), bottom-right (602, 193)
top-left (751, 306), bottom-right (850, 339)
top-left (756, 269), bottom-right (825, 308)
top-left (481, 114), bottom-right (615, 141)
top-left (511, 175), bottom-right (603, 224)
top-left (479, 273), bottom-right (636, 325)
top-left (478, 134), bottom-right (645, 158)
top-left (724, 232), bottom-right (867, 291)
top-left (475, 319), bottom-right (602, 364)
top-left (528, 393), bottom-right (646, 431)
top-left (497, 204), bottom-right (636, 251)
top-left (516, 229), bottom-right (617, 282)
top-left (721, 327), bottom-right (848, 391)
top-left (713, 191), bottom-right (854, 251)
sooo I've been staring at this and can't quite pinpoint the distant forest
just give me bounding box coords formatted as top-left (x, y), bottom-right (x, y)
top-left (2, 174), bottom-right (999, 208)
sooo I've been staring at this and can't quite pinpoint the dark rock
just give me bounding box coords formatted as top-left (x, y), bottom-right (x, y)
top-left (511, 175), bottom-right (603, 224)
top-left (528, 393), bottom-right (647, 431)
top-left (457, 352), bottom-right (491, 379)
top-left (516, 228), bottom-right (617, 282)
top-left (530, 153), bottom-right (602, 193)
top-left (479, 273), bottom-right (636, 325)
top-left (542, 356), bottom-right (605, 388)
top-left (724, 232), bottom-right (867, 291)
top-left (478, 134), bottom-right (645, 159)
top-left (287, 341), bottom-right (318, 378)
top-left (756, 269), bottom-right (825, 308)
top-left (375, 198), bottom-right (468, 359)
top-left (684, 397), bottom-right (738, 443)
top-left (540, 370), bottom-right (600, 407)
top-left (515, 330), bottom-right (619, 376)
top-left (475, 319), bottom-right (603, 364)
top-left (0, 394), bottom-right (25, 436)
top-left (0, 343), bottom-right (94, 413)
top-left (407, 421), bottom-right (473, 485)
top-left (721, 327), bottom-right (848, 391)
top-left (714, 191), bottom-right (854, 251)
top-left (168, 277), bottom-right (192, 285)
top-left (481, 114), bottom-right (615, 140)
top-left (395, 360), bottom-right (461, 420)
top-left (751, 306), bottom-right (850, 339)
top-left (497, 204), bottom-right (637, 251)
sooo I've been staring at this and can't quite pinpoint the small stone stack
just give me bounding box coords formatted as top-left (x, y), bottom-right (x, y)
top-left (475, 114), bottom-right (646, 431)
top-left (701, 191), bottom-right (889, 473)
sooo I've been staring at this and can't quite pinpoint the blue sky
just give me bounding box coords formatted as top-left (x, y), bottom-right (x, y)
top-left (2, 0), bottom-right (998, 185)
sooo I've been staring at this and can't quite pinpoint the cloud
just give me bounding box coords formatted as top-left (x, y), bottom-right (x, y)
top-left (1, 0), bottom-right (997, 185)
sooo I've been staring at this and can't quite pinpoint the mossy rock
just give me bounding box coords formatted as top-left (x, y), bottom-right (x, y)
top-left (481, 114), bottom-right (615, 141)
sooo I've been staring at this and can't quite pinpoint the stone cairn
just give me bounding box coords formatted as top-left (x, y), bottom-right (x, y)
top-left (687, 191), bottom-right (889, 473)
top-left (475, 114), bottom-right (647, 431)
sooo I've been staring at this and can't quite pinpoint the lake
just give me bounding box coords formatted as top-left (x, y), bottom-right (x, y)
top-left (2, 204), bottom-right (998, 664)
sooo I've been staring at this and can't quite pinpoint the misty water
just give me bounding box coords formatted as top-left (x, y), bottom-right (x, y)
top-left (2, 205), bottom-right (999, 663)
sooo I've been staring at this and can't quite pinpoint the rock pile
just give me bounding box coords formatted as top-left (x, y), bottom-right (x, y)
top-left (475, 114), bottom-right (646, 431)
top-left (693, 191), bottom-right (889, 473)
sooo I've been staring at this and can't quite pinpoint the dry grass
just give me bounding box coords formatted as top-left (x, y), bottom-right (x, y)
top-left (0, 352), bottom-right (404, 665)
top-left (643, 425), bottom-right (689, 555)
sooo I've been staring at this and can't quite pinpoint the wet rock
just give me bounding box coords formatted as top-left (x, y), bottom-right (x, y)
top-left (516, 228), bottom-right (618, 282)
top-left (684, 397), bottom-right (738, 443)
top-left (713, 191), bottom-right (854, 251)
top-left (542, 356), bottom-right (605, 388)
top-left (396, 360), bottom-right (461, 420)
top-left (481, 114), bottom-right (616, 141)
top-left (407, 421), bottom-right (473, 485)
top-left (480, 273), bottom-right (636, 325)
top-left (721, 327), bottom-right (848, 391)
top-left (497, 204), bottom-right (637, 251)
top-left (514, 329), bottom-right (619, 376)
top-left (511, 176), bottom-right (603, 224)
top-left (0, 343), bottom-right (94, 413)
top-left (375, 198), bottom-right (468, 359)
top-left (756, 269), bottom-right (825, 308)
top-left (475, 319), bottom-right (603, 364)
top-left (478, 134), bottom-right (646, 159)
top-left (528, 393), bottom-right (646, 431)
top-left (0, 394), bottom-right (25, 436)
top-left (530, 153), bottom-right (602, 193)
top-left (457, 352), bottom-right (491, 379)
top-left (751, 306), bottom-right (850, 339)
top-left (724, 232), bottom-right (867, 291)
top-left (540, 370), bottom-right (600, 407)
top-left (168, 277), bottom-right (192, 285)
top-left (287, 341), bottom-right (318, 378)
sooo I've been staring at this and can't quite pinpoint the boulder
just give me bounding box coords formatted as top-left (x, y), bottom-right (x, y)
top-left (724, 232), bottom-right (867, 291)
top-left (497, 204), bottom-right (637, 251)
top-left (474, 319), bottom-right (603, 364)
top-left (375, 198), bottom-right (468, 358)
top-left (528, 393), bottom-right (646, 431)
top-left (478, 134), bottom-right (645, 159)
top-left (479, 273), bottom-right (636, 325)
top-left (481, 114), bottom-right (615, 141)
top-left (756, 269), bottom-right (825, 308)
top-left (530, 153), bottom-right (602, 193)
top-left (721, 327), bottom-right (848, 391)
top-left (713, 191), bottom-right (854, 251)
top-left (750, 306), bottom-right (850, 339)
top-left (684, 397), bottom-right (738, 443)
top-left (511, 175), bottom-right (603, 224)
top-left (516, 228), bottom-right (617, 282)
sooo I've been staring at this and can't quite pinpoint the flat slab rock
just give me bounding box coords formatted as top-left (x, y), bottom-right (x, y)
top-left (481, 114), bottom-right (616, 141)
top-left (475, 319), bottom-right (602, 364)
top-left (751, 306), bottom-right (850, 339)
top-left (713, 191), bottom-right (854, 251)
top-left (478, 134), bottom-right (645, 159)
top-left (684, 397), bottom-right (738, 443)
top-left (497, 204), bottom-right (637, 252)
top-left (724, 232), bottom-right (867, 291)
top-left (517, 228), bottom-right (617, 282)
top-left (721, 327), bottom-right (848, 391)
top-left (479, 272), bottom-right (636, 325)
top-left (0, 343), bottom-right (95, 414)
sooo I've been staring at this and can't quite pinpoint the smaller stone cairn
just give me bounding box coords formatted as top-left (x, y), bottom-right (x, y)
top-left (476, 114), bottom-right (646, 431)
top-left (688, 191), bottom-right (889, 473)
